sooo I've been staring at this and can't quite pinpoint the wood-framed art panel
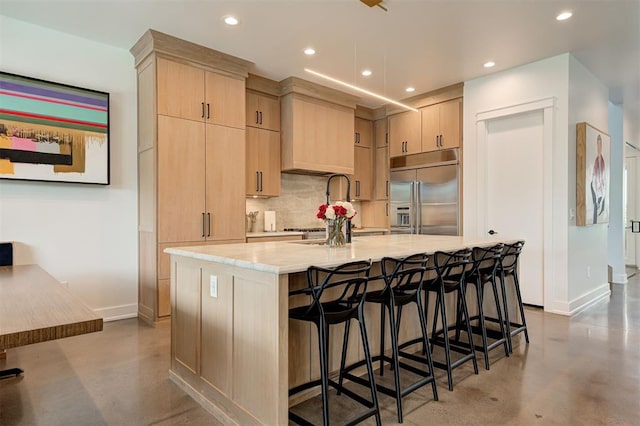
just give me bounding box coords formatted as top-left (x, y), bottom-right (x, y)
top-left (577, 122), bottom-right (610, 226)
top-left (0, 71), bottom-right (110, 185)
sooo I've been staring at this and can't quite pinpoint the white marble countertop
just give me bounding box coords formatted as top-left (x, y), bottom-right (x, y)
top-left (352, 227), bottom-right (389, 234)
top-left (166, 234), bottom-right (517, 275)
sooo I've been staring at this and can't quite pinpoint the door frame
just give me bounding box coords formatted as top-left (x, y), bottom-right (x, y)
top-left (475, 98), bottom-right (554, 309)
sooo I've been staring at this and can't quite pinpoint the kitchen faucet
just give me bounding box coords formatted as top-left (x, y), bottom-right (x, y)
top-left (325, 174), bottom-right (352, 243)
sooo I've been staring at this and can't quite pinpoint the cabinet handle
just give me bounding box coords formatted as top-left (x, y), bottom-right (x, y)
top-left (207, 213), bottom-right (211, 237)
top-left (256, 171), bottom-right (260, 192)
top-left (256, 110), bottom-right (260, 125)
top-left (440, 134), bottom-right (443, 148)
top-left (201, 102), bottom-right (205, 119)
top-left (259, 171), bottom-right (263, 192)
top-left (207, 103), bottom-right (211, 119)
top-left (385, 133), bottom-right (389, 145)
top-left (386, 180), bottom-right (389, 197)
top-left (386, 202), bottom-right (389, 216)
top-left (202, 212), bottom-right (206, 237)
top-left (259, 111), bottom-right (263, 125)
top-left (356, 180), bottom-right (360, 197)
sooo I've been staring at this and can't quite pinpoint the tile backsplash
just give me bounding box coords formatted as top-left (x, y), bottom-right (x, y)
top-left (246, 174), bottom-right (361, 232)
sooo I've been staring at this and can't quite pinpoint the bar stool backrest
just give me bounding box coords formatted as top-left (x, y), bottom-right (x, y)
top-left (472, 244), bottom-right (504, 277)
top-left (433, 248), bottom-right (472, 283)
top-left (380, 253), bottom-right (428, 295)
top-left (499, 241), bottom-right (525, 273)
top-left (299, 260), bottom-right (372, 318)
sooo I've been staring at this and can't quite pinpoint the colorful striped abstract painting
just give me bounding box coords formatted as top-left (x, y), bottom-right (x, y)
top-left (0, 72), bottom-right (109, 184)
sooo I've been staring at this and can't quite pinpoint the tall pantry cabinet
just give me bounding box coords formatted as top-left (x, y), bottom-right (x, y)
top-left (131, 30), bottom-right (252, 323)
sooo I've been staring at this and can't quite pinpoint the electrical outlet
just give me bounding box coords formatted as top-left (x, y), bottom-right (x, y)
top-left (209, 275), bottom-right (218, 298)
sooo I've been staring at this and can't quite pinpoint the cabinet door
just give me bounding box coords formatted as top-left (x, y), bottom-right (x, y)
top-left (421, 104), bottom-right (440, 152)
top-left (439, 98), bottom-right (461, 149)
top-left (355, 117), bottom-right (373, 148)
top-left (353, 146), bottom-right (372, 200)
top-left (389, 111), bottom-right (421, 157)
top-left (205, 124), bottom-right (246, 240)
top-left (157, 115), bottom-right (206, 243)
top-left (205, 71), bottom-right (245, 129)
top-left (246, 91), bottom-right (280, 132)
top-left (246, 127), bottom-right (281, 197)
top-left (374, 118), bottom-right (388, 148)
top-left (374, 146), bottom-right (389, 200)
top-left (157, 58), bottom-right (205, 122)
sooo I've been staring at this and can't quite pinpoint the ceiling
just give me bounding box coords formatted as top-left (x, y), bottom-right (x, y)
top-left (1, 0), bottom-right (638, 115)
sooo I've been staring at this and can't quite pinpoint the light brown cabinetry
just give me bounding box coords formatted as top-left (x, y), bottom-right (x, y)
top-left (157, 57), bottom-right (245, 129)
top-left (389, 111), bottom-right (421, 157)
top-left (280, 77), bottom-right (357, 175)
top-left (131, 29), bottom-right (251, 323)
top-left (246, 127), bottom-right (281, 196)
top-left (354, 117), bottom-right (373, 147)
top-left (246, 90), bottom-right (280, 131)
top-left (375, 118), bottom-right (388, 148)
top-left (421, 98), bottom-right (462, 152)
top-left (374, 146), bottom-right (389, 200)
top-left (353, 146), bottom-right (372, 200)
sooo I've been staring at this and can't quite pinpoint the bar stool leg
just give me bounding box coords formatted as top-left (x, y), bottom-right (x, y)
top-left (416, 296), bottom-right (438, 402)
top-left (499, 269), bottom-right (514, 353)
top-left (337, 319), bottom-right (351, 393)
top-left (358, 304), bottom-right (382, 426)
top-left (490, 278), bottom-right (510, 357)
top-left (475, 279), bottom-right (491, 370)
top-left (437, 291), bottom-right (454, 391)
top-left (379, 304), bottom-right (386, 376)
top-left (459, 283), bottom-right (479, 375)
top-left (317, 321), bottom-right (331, 426)
top-left (513, 273), bottom-right (530, 344)
top-left (388, 301), bottom-right (404, 423)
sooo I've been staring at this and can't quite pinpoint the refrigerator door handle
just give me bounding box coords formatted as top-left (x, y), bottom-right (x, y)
top-left (416, 181), bottom-right (421, 234)
top-left (409, 181), bottom-right (415, 234)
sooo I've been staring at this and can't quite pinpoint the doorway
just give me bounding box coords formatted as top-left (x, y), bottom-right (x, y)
top-left (475, 98), bottom-right (554, 309)
top-left (625, 148), bottom-right (639, 276)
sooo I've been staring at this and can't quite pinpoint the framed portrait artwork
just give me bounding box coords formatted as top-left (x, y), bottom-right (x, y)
top-left (0, 71), bottom-right (110, 185)
top-left (576, 122), bottom-right (610, 226)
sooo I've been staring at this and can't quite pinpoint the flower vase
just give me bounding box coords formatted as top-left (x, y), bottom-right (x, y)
top-left (326, 219), bottom-right (346, 247)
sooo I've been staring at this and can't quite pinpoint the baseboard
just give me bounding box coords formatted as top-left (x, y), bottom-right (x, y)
top-left (94, 303), bottom-right (138, 322)
top-left (568, 283), bottom-right (611, 316)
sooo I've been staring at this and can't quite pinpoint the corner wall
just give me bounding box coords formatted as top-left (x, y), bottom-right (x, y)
top-left (0, 16), bottom-right (138, 320)
top-left (567, 56), bottom-right (611, 308)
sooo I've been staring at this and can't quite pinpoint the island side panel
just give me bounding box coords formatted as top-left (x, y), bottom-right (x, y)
top-left (170, 254), bottom-right (288, 425)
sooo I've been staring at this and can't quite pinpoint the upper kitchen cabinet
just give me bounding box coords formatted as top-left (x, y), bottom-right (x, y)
top-left (131, 29), bottom-right (251, 324)
top-left (246, 127), bottom-right (280, 197)
top-left (374, 118), bottom-right (388, 148)
top-left (421, 98), bottom-right (462, 152)
top-left (355, 117), bottom-right (373, 147)
top-left (280, 77), bottom-right (357, 175)
top-left (157, 57), bottom-right (245, 129)
top-left (389, 110), bottom-right (421, 157)
top-left (246, 90), bottom-right (280, 131)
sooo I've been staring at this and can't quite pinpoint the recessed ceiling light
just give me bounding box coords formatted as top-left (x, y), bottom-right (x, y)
top-left (484, 61), bottom-right (496, 68)
top-left (304, 47), bottom-right (316, 56)
top-left (361, 69), bottom-right (372, 77)
top-left (556, 11), bottom-right (572, 21)
top-left (224, 16), bottom-right (239, 26)
top-left (405, 87), bottom-right (415, 93)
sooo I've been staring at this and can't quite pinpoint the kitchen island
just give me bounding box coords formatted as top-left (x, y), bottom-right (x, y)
top-left (165, 234), bottom-right (514, 425)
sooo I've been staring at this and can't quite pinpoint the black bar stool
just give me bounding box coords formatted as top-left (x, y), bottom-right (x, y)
top-left (497, 241), bottom-right (529, 352)
top-left (456, 244), bottom-right (510, 370)
top-left (424, 248), bottom-right (478, 391)
top-left (288, 260), bottom-right (381, 426)
top-left (338, 253), bottom-right (438, 423)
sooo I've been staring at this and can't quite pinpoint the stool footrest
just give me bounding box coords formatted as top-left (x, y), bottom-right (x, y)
top-left (0, 368), bottom-right (23, 380)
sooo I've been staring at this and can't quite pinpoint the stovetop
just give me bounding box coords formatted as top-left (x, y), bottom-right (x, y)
top-left (283, 227), bottom-right (326, 232)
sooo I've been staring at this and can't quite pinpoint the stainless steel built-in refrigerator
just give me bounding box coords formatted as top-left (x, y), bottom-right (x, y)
top-left (389, 152), bottom-right (460, 236)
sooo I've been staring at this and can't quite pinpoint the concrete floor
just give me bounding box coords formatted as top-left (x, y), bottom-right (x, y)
top-left (1, 274), bottom-right (639, 425)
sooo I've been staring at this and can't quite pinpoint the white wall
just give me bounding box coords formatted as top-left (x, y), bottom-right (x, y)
top-left (463, 54), bottom-right (570, 314)
top-left (567, 56), bottom-right (610, 304)
top-left (607, 102), bottom-right (626, 284)
top-left (0, 16), bottom-right (138, 321)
